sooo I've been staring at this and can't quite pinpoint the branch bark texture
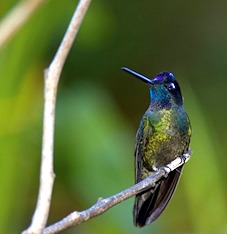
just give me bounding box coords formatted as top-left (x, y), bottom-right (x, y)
top-left (22, 1), bottom-right (92, 234)
top-left (43, 153), bottom-right (191, 234)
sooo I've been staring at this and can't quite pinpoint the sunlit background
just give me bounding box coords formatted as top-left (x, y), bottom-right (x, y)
top-left (1, 1), bottom-right (227, 233)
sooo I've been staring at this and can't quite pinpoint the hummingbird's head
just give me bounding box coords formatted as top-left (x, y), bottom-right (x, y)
top-left (151, 71), bottom-right (183, 106)
top-left (122, 67), bottom-right (183, 107)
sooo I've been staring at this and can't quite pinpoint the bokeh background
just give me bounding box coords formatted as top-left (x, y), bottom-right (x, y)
top-left (1, 0), bottom-right (227, 233)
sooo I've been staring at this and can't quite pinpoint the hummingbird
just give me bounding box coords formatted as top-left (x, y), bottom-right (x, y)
top-left (122, 67), bottom-right (192, 227)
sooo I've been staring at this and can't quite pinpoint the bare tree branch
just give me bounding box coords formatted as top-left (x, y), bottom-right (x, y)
top-left (43, 152), bottom-right (191, 234)
top-left (0, 0), bottom-right (46, 49)
top-left (22, 1), bottom-right (92, 234)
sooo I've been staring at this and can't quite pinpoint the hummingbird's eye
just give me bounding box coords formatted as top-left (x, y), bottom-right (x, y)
top-left (167, 82), bottom-right (175, 91)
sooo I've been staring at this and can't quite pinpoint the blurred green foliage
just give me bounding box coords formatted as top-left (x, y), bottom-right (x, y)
top-left (1, 0), bottom-right (227, 233)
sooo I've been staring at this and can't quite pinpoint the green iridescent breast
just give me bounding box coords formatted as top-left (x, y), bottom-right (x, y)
top-left (136, 107), bottom-right (191, 175)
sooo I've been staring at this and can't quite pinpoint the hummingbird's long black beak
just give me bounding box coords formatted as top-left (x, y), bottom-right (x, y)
top-left (121, 67), bottom-right (153, 85)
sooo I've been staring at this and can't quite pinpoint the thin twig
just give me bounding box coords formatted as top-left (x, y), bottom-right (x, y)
top-left (0, 0), bottom-right (46, 49)
top-left (22, 1), bottom-right (92, 234)
top-left (43, 152), bottom-right (191, 234)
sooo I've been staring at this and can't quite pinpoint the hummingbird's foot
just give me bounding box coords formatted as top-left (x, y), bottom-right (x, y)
top-left (181, 150), bottom-right (192, 163)
top-left (160, 165), bottom-right (172, 178)
top-left (161, 151), bottom-right (192, 178)
top-left (152, 165), bottom-right (158, 171)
